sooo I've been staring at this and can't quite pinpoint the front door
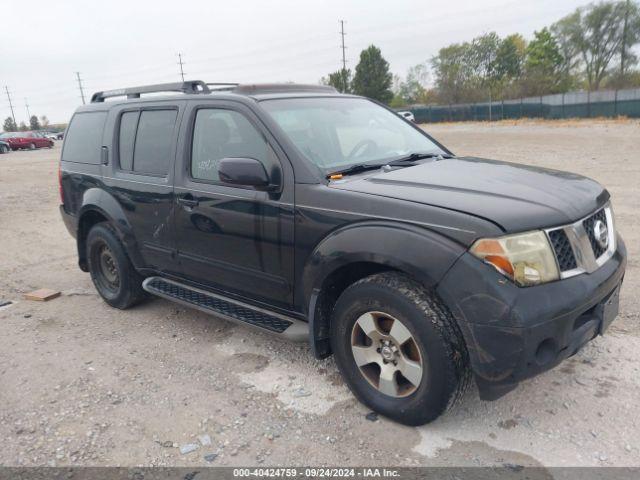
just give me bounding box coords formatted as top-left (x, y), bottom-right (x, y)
top-left (173, 101), bottom-right (295, 309)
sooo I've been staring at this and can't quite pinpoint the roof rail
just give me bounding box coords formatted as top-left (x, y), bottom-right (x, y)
top-left (90, 80), bottom-right (210, 103)
top-left (232, 84), bottom-right (337, 95)
top-left (206, 82), bottom-right (239, 89)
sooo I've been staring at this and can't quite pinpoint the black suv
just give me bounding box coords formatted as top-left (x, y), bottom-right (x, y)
top-left (59, 80), bottom-right (626, 425)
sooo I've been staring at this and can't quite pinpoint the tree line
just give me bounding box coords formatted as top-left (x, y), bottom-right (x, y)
top-left (323, 0), bottom-right (640, 107)
top-left (3, 115), bottom-right (51, 132)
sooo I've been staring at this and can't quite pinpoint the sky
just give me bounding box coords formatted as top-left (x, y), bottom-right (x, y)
top-left (1, 0), bottom-right (596, 124)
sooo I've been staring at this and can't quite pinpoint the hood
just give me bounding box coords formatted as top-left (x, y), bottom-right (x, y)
top-left (330, 157), bottom-right (608, 232)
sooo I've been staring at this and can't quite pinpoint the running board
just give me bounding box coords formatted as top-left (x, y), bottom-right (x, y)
top-left (142, 277), bottom-right (308, 342)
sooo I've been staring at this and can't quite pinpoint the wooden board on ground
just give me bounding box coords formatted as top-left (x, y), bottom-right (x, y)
top-left (24, 289), bottom-right (61, 302)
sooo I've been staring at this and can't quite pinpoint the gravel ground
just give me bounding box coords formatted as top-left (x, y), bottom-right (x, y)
top-left (0, 120), bottom-right (639, 468)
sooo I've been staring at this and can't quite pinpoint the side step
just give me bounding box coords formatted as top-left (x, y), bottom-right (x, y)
top-left (142, 277), bottom-right (308, 342)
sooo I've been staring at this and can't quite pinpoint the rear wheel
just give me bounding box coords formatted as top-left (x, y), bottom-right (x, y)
top-left (87, 223), bottom-right (146, 309)
top-left (28, 143), bottom-right (36, 150)
top-left (331, 272), bottom-right (471, 426)
top-left (0, 145), bottom-right (7, 154)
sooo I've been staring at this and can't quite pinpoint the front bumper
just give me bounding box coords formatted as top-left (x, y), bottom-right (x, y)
top-left (437, 234), bottom-right (626, 400)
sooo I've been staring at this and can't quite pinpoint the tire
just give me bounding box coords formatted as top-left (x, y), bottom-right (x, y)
top-left (28, 143), bottom-right (36, 150)
top-left (0, 145), bottom-right (7, 154)
top-left (86, 223), bottom-right (147, 309)
top-left (331, 272), bottom-right (471, 426)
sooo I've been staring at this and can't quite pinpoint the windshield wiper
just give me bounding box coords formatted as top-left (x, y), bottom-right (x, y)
top-left (386, 152), bottom-right (452, 165)
top-left (327, 163), bottom-right (385, 178)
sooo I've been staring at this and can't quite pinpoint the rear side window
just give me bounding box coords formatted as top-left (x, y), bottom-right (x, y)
top-left (118, 111), bottom-right (139, 171)
top-left (117, 109), bottom-right (177, 176)
top-left (61, 112), bottom-right (107, 164)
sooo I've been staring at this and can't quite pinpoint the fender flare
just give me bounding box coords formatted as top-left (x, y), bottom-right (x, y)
top-left (77, 188), bottom-right (145, 269)
top-left (300, 220), bottom-right (467, 357)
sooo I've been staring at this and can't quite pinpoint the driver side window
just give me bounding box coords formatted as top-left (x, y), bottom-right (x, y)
top-left (191, 108), bottom-right (277, 182)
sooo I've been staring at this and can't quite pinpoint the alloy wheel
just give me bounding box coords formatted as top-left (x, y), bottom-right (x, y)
top-left (350, 311), bottom-right (424, 398)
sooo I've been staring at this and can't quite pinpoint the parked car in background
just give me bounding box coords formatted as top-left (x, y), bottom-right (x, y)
top-left (0, 131), bottom-right (54, 150)
top-left (397, 111), bottom-right (416, 122)
top-left (0, 140), bottom-right (10, 154)
top-left (42, 131), bottom-right (59, 141)
top-left (56, 131), bottom-right (65, 140)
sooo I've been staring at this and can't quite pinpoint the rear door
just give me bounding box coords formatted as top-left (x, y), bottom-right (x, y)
top-left (173, 100), bottom-right (296, 309)
top-left (101, 101), bottom-right (185, 275)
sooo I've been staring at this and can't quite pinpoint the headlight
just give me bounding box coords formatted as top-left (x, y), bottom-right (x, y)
top-left (470, 231), bottom-right (559, 286)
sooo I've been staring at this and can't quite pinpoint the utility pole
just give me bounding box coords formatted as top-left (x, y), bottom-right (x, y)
top-left (339, 20), bottom-right (347, 71)
top-left (25, 98), bottom-right (31, 124)
top-left (75, 72), bottom-right (86, 105)
top-left (338, 20), bottom-right (348, 93)
top-left (4, 86), bottom-right (16, 127)
top-left (177, 53), bottom-right (186, 82)
top-left (620, 0), bottom-right (631, 76)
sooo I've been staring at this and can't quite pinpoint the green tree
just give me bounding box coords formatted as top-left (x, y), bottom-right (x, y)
top-left (29, 115), bottom-right (41, 131)
top-left (554, 1), bottom-right (638, 90)
top-left (18, 121), bottom-right (28, 131)
top-left (431, 42), bottom-right (475, 103)
top-left (521, 28), bottom-right (567, 95)
top-left (392, 64), bottom-right (430, 105)
top-left (352, 45), bottom-right (393, 104)
top-left (495, 34), bottom-right (527, 79)
top-left (324, 68), bottom-right (352, 93)
top-left (3, 117), bottom-right (17, 132)
top-left (468, 32), bottom-right (503, 98)
top-left (551, 12), bottom-right (583, 78)
top-left (40, 115), bottom-right (50, 129)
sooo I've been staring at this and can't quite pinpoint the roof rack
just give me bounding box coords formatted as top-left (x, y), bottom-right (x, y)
top-left (232, 83), bottom-right (337, 95)
top-left (206, 82), bottom-right (239, 91)
top-left (90, 80), bottom-right (211, 103)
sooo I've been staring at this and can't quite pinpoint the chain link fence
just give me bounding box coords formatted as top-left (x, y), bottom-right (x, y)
top-left (405, 87), bottom-right (640, 123)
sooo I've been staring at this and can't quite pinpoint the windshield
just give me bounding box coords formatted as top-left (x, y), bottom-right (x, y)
top-left (261, 97), bottom-right (444, 171)
top-left (0, 132), bottom-right (21, 138)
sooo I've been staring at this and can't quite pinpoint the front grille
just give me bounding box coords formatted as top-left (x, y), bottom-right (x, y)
top-left (582, 208), bottom-right (608, 259)
top-left (548, 229), bottom-right (577, 271)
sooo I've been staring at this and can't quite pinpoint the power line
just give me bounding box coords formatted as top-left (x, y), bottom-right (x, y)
top-left (75, 72), bottom-right (86, 105)
top-left (177, 53), bottom-right (186, 81)
top-left (4, 86), bottom-right (16, 126)
top-left (339, 20), bottom-right (347, 71)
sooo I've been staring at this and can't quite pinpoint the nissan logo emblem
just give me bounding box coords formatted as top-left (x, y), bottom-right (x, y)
top-left (593, 219), bottom-right (609, 249)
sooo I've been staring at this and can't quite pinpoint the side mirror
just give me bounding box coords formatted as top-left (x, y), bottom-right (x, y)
top-left (218, 157), bottom-right (274, 190)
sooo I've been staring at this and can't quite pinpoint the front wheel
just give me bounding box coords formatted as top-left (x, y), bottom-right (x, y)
top-left (331, 272), bottom-right (471, 426)
top-left (86, 223), bottom-right (147, 309)
top-left (0, 145), bottom-right (7, 154)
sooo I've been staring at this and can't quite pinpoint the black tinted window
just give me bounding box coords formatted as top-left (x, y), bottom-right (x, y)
top-left (62, 112), bottom-right (107, 164)
top-left (118, 111), bottom-right (138, 171)
top-left (191, 109), bottom-right (276, 182)
top-left (132, 110), bottom-right (177, 175)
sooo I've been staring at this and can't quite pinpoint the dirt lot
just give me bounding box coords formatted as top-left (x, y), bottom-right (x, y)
top-left (1, 120), bottom-right (639, 468)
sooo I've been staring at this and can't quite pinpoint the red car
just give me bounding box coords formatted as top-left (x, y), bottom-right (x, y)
top-left (0, 131), bottom-right (54, 150)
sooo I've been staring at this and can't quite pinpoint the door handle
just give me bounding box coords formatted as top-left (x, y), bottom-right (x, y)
top-left (177, 195), bottom-right (199, 208)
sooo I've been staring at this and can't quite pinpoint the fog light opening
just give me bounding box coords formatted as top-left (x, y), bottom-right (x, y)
top-left (535, 338), bottom-right (557, 366)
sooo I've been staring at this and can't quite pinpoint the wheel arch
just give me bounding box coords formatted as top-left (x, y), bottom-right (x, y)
top-left (76, 188), bottom-right (142, 272)
top-left (302, 221), bottom-right (467, 358)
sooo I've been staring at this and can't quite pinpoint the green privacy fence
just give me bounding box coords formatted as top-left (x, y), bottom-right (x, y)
top-left (405, 88), bottom-right (640, 123)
